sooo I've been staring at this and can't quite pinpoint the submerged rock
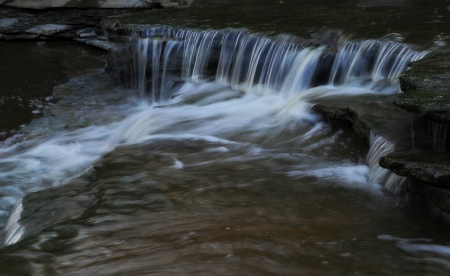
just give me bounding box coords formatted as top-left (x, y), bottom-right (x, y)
top-left (380, 152), bottom-right (450, 187)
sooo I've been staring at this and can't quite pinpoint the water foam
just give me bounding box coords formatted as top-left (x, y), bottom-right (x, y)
top-left (0, 28), bottom-right (430, 245)
top-left (115, 27), bottom-right (428, 103)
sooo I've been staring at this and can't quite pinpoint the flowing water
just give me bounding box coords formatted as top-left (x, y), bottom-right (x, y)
top-left (2, 1), bottom-right (450, 275)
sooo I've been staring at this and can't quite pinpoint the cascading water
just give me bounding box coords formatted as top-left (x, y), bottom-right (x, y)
top-left (4, 25), bottom-right (450, 274)
top-left (110, 27), bottom-right (426, 193)
top-left (366, 132), bottom-right (407, 193)
top-left (113, 28), bottom-right (427, 104)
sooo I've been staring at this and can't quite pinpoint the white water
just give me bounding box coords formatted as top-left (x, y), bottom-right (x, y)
top-left (0, 81), bottom-right (385, 245)
top-left (0, 29), bottom-right (430, 246)
top-left (121, 28), bottom-right (428, 102)
top-left (365, 131), bottom-right (407, 193)
top-left (378, 235), bottom-right (450, 268)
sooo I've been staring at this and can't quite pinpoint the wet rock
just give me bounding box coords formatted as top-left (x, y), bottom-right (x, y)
top-left (0, 18), bottom-right (19, 29)
top-left (399, 51), bottom-right (450, 93)
top-left (311, 94), bottom-right (413, 149)
top-left (380, 152), bottom-right (450, 187)
top-left (397, 51), bottom-right (450, 123)
top-left (145, 0), bottom-right (194, 8)
top-left (394, 90), bottom-right (450, 123)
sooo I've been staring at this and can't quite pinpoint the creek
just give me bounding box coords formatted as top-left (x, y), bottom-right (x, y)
top-left (1, 1), bottom-right (450, 275)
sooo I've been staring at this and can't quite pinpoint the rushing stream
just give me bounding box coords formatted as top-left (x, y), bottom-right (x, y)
top-left (2, 1), bottom-right (450, 275)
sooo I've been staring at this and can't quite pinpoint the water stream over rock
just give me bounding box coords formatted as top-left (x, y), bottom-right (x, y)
top-left (1, 2), bottom-right (450, 275)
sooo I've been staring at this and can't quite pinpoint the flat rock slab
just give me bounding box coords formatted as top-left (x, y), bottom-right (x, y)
top-left (311, 93), bottom-right (413, 148)
top-left (400, 51), bottom-right (450, 92)
top-left (380, 152), bottom-right (450, 186)
top-left (398, 51), bottom-right (450, 123)
top-left (26, 24), bottom-right (75, 36)
top-left (394, 89), bottom-right (450, 123)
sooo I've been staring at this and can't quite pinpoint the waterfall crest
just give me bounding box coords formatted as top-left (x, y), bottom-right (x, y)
top-left (111, 27), bottom-right (428, 104)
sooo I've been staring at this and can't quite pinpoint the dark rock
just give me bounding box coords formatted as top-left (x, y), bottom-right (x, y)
top-left (311, 94), bottom-right (413, 149)
top-left (397, 51), bottom-right (450, 124)
top-left (394, 90), bottom-right (450, 123)
top-left (380, 152), bottom-right (450, 187)
top-left (399, 51), bottom-right (450, 93)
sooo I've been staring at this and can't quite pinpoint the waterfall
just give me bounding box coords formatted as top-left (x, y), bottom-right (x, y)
top-left (107, 27), bottom-right (428, 192)
top-left (111, 27), bottom-right (427, 104)
top-left (136, 38), bottom-right (149, 98)
top-left (366, 132), bottom-right (407, 193)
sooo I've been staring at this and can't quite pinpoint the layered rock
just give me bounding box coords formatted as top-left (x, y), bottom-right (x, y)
top-left (396, 51), bottom-right (450, 123)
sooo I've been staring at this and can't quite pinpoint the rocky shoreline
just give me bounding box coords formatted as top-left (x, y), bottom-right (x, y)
top-left (1, 3), bottom-right (450, 216)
